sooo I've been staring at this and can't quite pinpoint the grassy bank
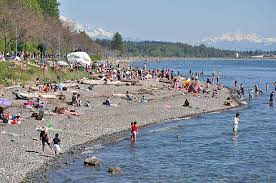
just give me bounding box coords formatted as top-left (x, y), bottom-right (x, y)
top-left (0, 62), bottom-right (90, 86)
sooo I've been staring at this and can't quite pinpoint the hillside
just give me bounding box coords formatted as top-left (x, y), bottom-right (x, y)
top-left (96, 40), bottom-right (237, 58)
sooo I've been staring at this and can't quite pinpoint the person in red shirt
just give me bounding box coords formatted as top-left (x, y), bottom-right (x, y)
top-left (131, 121), bottom-right (139, 141)
top-left (44, 83), bottom-right (50, 93)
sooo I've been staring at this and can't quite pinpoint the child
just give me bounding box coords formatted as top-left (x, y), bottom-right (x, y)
top-left (52, 133), bottom-right (61, 155)
top-left (130, 122), bottom-right (134, 140)
top-left (131, 121), bottom-right (139, 141)
top-left (233, 113), bottom-right (240, 135)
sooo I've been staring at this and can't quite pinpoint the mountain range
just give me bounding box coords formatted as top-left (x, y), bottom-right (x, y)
top-left (60, 16), bottom-right (114, 40)
top-left (60, 16), bottom-right (276, 51)
top-left (194, 33), bottom-right (276, 51)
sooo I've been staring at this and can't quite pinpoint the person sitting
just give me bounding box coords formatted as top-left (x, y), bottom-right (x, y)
top-left (140, 95), bottom-right (148, 103)
top-left (183, 99), bottom-right (190, 107)
top-left (212, 89), bottom-right (218, 98)
top-left (35, 77), bottom-right (41, 86)
top-left (224, 97), bottom-right (232, 106)
top-left (103, 97), bottom-right (111, 107)
top-left (217, 83), bottom-right (223, 90)
top-left (43, 83), bottom-right (50, 93)
top-left (71, 92), bottom-right (78, 106)
top-left (76, 94), bottom-right (81, 107)
top-left (126, 91), bottom-right (133, 101)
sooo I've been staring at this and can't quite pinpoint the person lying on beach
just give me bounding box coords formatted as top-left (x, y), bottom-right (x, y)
top-left (54, 107), bottom-right (79, 116)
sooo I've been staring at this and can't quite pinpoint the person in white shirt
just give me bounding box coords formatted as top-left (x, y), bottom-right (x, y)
top-left (233, 113), bottom-right (240, 134)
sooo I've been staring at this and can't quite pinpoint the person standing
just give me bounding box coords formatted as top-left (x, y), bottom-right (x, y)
top-left (52, 133), bottom-right (61, 156)
top-left (240, 83), bottom-right (244, 97)
top-left (131, 121), bottom-right (139, 141)
top-left (233, 113), bottom-right (240, 135)
top-left (40, 126), bottom-right (53, 153)
top-left (234, 80), bottom-right (238, 88)
top-left (265, 83), bottom-right (269, 91)
top-left (269, 91), bottom-right (274, 106)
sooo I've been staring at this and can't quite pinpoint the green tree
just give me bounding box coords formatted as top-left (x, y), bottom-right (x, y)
top-left (111, 32), bottom-right (124, 52)
top-left (37, 0), bottom-right (60, 18)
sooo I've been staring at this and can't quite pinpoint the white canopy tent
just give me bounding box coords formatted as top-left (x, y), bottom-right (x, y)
top-left (67, 52), bottom-right (92, 66)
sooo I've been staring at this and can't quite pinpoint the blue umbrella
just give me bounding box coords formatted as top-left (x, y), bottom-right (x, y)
top-left (0, 98), bottom-right (12, 107)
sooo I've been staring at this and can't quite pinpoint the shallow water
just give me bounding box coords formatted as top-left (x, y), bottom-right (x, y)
top-left (48, 59), bottom-right (276, 183)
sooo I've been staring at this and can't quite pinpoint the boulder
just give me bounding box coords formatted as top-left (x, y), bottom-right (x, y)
top-left (84, 157), bottom-right (101, 166)
top-left (107, 167), bottom-right (122, 174)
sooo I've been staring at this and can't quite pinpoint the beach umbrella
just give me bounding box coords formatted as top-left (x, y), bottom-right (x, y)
top-left (0, 98), bottom-right (12, 107)
top-left (57, 60), bottom-right (69, 66)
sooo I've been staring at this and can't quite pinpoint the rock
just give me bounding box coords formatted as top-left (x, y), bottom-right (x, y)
top-left (84, 157), bottom-right (101, 166)
top-left (107, 167), bottom-right (122, 174)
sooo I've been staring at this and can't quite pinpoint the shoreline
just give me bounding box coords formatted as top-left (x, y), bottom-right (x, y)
top-left (0, 78), bottom-right (241, 183)
top-left (24, 97), bottom-right (243, 182)
top-left (117, 57), bottom-right (276, 63)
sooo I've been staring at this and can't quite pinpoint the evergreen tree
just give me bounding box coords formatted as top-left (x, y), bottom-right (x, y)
top-left (111, 32), bottom-right (124, 52)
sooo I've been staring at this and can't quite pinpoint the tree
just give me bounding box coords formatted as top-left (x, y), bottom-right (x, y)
top-left (0, 0), bottom-right (43, 57)
top-left (37, 0), bottom-right (60, 18)
top-left (111, 32), bottom-right (124, 52)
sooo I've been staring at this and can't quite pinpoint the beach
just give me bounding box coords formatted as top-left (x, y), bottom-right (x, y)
top-left (0, 77), bottom-right (239, 183)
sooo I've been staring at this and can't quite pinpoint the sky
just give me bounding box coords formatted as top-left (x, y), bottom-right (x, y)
top-left (59, 0), bottom-right (276, 43)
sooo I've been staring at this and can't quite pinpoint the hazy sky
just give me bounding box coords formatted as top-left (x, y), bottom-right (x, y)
top-left (59, 0), bottom-right (276, 42)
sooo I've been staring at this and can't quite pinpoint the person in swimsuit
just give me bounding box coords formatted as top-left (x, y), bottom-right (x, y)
top-left (269, 91), bottom-right (274, 106)
top-left (40, 126), bottom-right (53, 153)
top-left (233, 113), bottom-right (240, 135)
top-left (131, 121), bottom-right (139, 141)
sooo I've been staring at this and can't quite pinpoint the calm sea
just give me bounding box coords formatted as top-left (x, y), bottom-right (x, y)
top-left (47, 59), bottom-right (276, 183)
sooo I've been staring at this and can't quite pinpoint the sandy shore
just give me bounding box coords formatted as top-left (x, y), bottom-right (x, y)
top-left (0, 79), bottom-right (239, 183)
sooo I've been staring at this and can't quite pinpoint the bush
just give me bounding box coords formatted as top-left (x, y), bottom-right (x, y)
top-left (0, 61), bottom-right (90, 86)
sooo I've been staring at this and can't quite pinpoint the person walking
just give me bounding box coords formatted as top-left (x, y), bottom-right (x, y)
top-left (40, 126), bottom-right (53, 153)
top-left (52, 133), bottom-right (61, 156)
top-left (233, 113), bottom-right (240, 135)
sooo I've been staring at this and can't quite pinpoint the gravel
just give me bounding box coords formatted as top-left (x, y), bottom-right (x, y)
top-left (0, 79), bottom-right (238, 183)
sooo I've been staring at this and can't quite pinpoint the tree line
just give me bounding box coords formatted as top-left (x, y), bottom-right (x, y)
top-left (0, 0), bottom-right (103, 59)
top-left (96, 39), bottom-right (237, 58)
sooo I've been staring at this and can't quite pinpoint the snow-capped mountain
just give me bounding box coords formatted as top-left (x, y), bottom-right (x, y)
top-left (195, 33), bottom-right (276, 51)
top-left (60, 16), bottom-right (114, 40)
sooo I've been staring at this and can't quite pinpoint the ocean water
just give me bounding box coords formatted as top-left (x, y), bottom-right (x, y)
top-left (47, 59), bottom-right (276, 183)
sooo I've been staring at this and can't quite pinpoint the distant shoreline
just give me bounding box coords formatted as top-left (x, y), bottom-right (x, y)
top-left (119, 57), bottom-right (276, 63)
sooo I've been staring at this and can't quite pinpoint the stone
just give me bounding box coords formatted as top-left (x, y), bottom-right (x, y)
top-left (84, 157), bottom-right (101, 166)
top-left (107, 167), bottom-right (122, 174)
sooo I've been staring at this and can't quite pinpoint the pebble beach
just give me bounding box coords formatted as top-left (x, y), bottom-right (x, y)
top-left (0, 78), bottom-right (239, 183)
